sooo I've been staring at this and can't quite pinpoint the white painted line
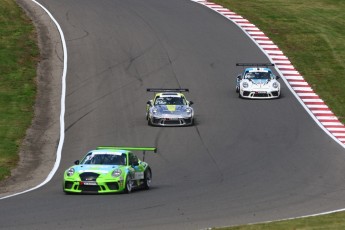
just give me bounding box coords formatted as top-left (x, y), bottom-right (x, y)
top-left (266, 50), bottom-right (284, 55)
top-left (289, 82), bottom-right (309, 86)
top-left (298, 92), bottom-right (319, 97)
top-left (307, 104), bottom-right (329, 109)
top-left (0, 0), bottom-right (67, 199)
top-left (302, 99), bottom-right (324, 103)
top-left (292, 87), bottom-right (313, 91)
top-left (313, 111), bottom-right (333, 115)
top-left (274, 59), bottom-right (291, 63)
top-left (322, 122), bottom-right (343, 126)
top-left (228, 15), bottom-right (243, 19)
top-left (328, 127), bottom-right (345, 131)
top-left (333, 133), bottom-right (345, 137)
top-left (247, 31), bottom-right (265, 35)
top-left (237, 23), bottom-right (256, 27)
top-left (261, 45), bottom-right (279, 49)
top-left (232, 19), bottom-right (250, 23)
top-left (317, 116), bottom-right (339, 120)
top-left (257, 41), bottom-right (274, 45)
top-left (277, 65), bottom-right (295, 69)
top-left (285, 76), bottom-right (304, 80)
top-left (270, 55), bottom-right (289, 60)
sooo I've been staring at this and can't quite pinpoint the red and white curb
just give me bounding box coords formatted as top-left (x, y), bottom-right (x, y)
top-left (192, 0), bottom-right (345, 149)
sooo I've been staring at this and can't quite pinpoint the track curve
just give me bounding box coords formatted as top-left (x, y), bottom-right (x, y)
top-left (1, 0), bottom-right (345, 229)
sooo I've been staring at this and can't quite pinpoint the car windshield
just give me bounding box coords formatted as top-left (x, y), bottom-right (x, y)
top-left (155, 97), bottom-right (185, 105)
top-left (80, 153), bottom-right (126, 165)
top-left (245, 72), bottom-right (271, 80)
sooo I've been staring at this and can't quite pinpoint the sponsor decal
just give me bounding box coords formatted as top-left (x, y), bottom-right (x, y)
top-left (134, 172), bottom-right (144, 180)
top-left (166, 105), bottom-right (176, 112)
top-left (80, 181), bottom-right (97, 186)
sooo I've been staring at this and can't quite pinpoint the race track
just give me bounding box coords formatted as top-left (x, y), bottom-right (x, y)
top-left (1, 0), bottom-right (345, 229)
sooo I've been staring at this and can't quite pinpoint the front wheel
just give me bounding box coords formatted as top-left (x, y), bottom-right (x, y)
top-left (124, 177), bottom-right (132, 193)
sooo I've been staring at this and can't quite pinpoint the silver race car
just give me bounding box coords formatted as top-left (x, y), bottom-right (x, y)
top-left (236, 63), bottom-right (281, 99)
top-left (146, 89), bottom-right (194, 126)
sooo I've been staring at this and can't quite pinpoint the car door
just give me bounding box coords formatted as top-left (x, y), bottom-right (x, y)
top-left (128, 152), bottom-right (145, 184)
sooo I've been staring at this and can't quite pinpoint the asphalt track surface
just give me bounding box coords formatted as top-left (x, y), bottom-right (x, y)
top-left (1, 0), bottom-right (345, 229)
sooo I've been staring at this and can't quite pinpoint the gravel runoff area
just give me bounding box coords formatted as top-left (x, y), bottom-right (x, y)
top-left (0, 0), bottom-right (62, 197)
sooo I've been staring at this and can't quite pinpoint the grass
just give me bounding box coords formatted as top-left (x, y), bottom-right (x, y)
top-left (212, 0), bottom-right (345, 123)
top-left (216, 211), bottom-right (345, 230)
top-left (0, 0), bottom-right (38, 180)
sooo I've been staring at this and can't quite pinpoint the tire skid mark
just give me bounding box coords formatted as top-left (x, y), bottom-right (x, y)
top-left (191, 0), bottom-right (345, 148)
top-left (194, 126), bottom-right (224, 183)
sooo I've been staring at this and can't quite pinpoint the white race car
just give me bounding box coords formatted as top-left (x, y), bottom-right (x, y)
top-left (236, 63), bottom-right (281, 99)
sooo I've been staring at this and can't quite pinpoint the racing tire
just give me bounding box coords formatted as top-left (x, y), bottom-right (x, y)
top-left (148, 118), bottom-right (153, 126)
top-left (124, 177), bottom-right (132, 194)
top-left (143, 169), bottom-right (152, 190)
top-left (190, 118), bottom-right (195, 126)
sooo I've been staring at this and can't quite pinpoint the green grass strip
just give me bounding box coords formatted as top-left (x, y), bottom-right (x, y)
top-left (0, 0), bottom-right (38, 180)
top-left (213, 0), bottom-right (345, 123)
top-left (217, 211), bottom-right (345, 229)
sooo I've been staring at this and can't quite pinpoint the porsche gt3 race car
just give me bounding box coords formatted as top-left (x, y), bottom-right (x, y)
top-left (146, 88), bottom-right (194, 126)
top-left (236, 63), bottom-right (281, 99)
top-left (63, 146), bottom-right (157, 194)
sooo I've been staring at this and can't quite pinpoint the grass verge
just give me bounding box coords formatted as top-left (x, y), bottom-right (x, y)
top-left (0, 0), bottom-right (38, 180)
top-left (216, 211), bottom-right (345, 230)
top-left (212, 0), bottom-right (345, 124)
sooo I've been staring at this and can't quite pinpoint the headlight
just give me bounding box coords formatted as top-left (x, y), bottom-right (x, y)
top-left (152, 108), bottom-right (158, 114)
top-left (272, 82), bottom-right (279, 88)
top-left (112, 169), bottom-right (122, 177)
top-left (242, 82), bottom-right (249, 88)
top-left (66, 168), bottom-right (75, 177)
top-left (186, 108), bottom-right (192, 114)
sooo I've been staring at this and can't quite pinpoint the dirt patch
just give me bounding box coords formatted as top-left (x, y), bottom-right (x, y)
top-left (0, 0), bottom-right (62, 197)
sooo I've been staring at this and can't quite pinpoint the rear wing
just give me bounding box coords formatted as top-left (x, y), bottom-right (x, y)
top-left (236, 63), bottom-right (274, 67)
top-left (147, 88), bottom-right (189, 93)
top-left (97, 146), bottom-right (157, 161)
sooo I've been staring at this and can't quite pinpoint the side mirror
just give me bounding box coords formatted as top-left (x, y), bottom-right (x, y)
top-left (189, 101), bottom-right (194, 106)
top-left (74, 160), bottom-right (80, 165)
top-left (147, 100), bottom-right (152, 106)
top-left (276, 75), bottom-right (280, 80)
top-left (237, 75), bottom-right (242, 80)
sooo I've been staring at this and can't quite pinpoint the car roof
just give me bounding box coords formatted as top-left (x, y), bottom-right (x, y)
top-left (90, 149), bottom-right (128, 155)
top-left (155, 92), bottom-right (184, 98)
top-left (245, 67), bottom-right (272, 73)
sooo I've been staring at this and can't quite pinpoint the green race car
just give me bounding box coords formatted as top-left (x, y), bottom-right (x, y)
top-left (63, 146), bottom-right (157, 194)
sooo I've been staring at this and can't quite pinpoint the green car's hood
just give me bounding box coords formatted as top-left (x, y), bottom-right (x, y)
top-left (73, 164), bottom-right (124, 174)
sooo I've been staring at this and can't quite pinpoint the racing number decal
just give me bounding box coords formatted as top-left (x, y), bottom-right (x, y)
top-left (134, 172), bottom-right (144, 180)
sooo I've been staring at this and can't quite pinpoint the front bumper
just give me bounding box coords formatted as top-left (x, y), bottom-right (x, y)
top-left (63, 179), bottom-right (125, 194)
top-left (240, 89), bottom-right (280, 99)
top-left (149, 116), bottom-right (193, 126)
